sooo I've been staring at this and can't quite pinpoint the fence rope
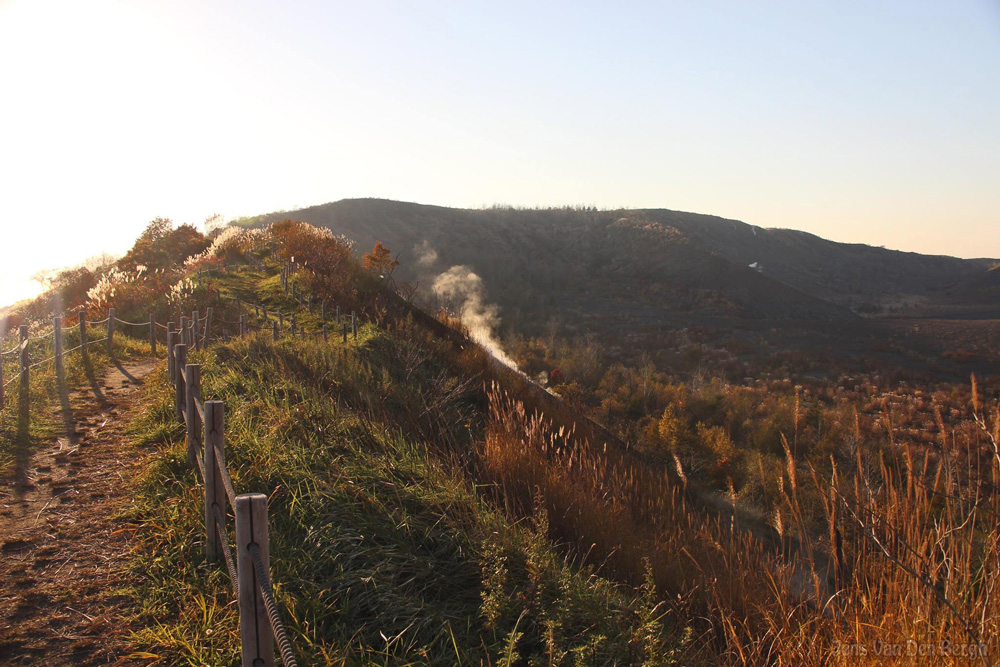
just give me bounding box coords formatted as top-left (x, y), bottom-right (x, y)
top-left (248, 543), bottom-right (298, 667)
top-left (27, 332), bottom-right (55, 342)
top-left (155, 321), bottom-right (169, 329)
top-left (114, 317), bottom-right (151, 327)
top-left (1, 345), bottom-right (20, 356)
top-left (196, 451), bottom-right (207, 480)
top-left (89, 317), bottom-right (110, 326)
top-left (28, 354), bottom-right (58, 370)
top-left (213, 504), bottom-right (240, 596)
top-left (3, 375), bottom-right (18, 390)
top-left (218, 457), bottom-right (238, 509)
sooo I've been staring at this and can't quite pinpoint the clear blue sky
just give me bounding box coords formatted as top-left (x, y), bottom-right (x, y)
top-left (1, 0), bottom-right (998, 305)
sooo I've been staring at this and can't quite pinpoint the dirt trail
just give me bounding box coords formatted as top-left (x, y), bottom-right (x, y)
top-left (0, 359), bottom-right (159, 665)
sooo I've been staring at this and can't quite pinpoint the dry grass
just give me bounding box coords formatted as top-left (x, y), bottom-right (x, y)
top-left (479, 381), bottom-right (1000, 665)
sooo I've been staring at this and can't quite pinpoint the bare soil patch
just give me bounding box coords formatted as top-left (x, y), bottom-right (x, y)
top-left (0, 359), bottom-right (158, 665)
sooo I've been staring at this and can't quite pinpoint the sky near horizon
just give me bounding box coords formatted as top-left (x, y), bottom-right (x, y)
top-left (1, 0), bottom-right (998, 307)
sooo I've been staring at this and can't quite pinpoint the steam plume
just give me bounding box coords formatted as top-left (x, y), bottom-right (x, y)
top-left (414, 240), bottom-right (438, 268)
top-left (432, 265), bottom-right (518, 370)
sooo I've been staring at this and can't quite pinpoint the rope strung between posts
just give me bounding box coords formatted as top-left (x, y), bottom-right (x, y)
top-left (89, 317), bottom-right (110, 326)
top-left (3, 375), bottom-right (18, 390)
top-left (213, 503), bottom-right (240, 596)
top-left (156, 321), bottom-right (169, 329)
top-left (28, 354), bottom-right (58, 370)
top-left (248, 542), bottom-right (299, 667)
top-left (1, 345), bottom-right (20, 356)
top-left (218, 460), bottom-right (238, 509)
top-left (27, 332), bottom-right (55, 342)
top-left (114, 317), bottom-right (151, 327)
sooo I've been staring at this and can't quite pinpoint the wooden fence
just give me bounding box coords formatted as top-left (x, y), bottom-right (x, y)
top-left (0, 259), bottom-right (364, 665)
top-left (169, 331), bottom-right (297, 667)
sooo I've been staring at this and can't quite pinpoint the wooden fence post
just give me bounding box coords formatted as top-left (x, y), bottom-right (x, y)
top-left (239, 315), bottom-right (247, 337)
top-left (342, 322), bottom-right (347, 343)
top-left (322, 324), bottom-right (328, 342)
top-left (192, 310), bottom-right (200, 351)
top-left (167, 330), bottom-right (177, 384)
top-left (185, 363), bottom-right (201, 468)
top-left (174, 344), bottom-right (187, 422)
top-left (352, 312), bottom-right (357, 339)
top-left (290, 314), bottom-right (296, 337)
top-left (236, 493), bottom-right (274, 667)
top-left (179, 316), bottom-right (189, 348)
top-left (321, 302), bottom-right (326, 321)
top-left (204, 307), bottom-right (213, 346)
top-left (278, 312), bottom-right (283, 328)
top-left (204, 401), bottom-right (226, 562)
top-left (79, 309), bottom-right (88, 353)
top-left (53, 316), bottom-right (63, 380)
top-left (336, 305), bottom-right (341, 324)
top-left (149, 313), bottom-right (156, 355)
top-left (272, 321), bottom-right (279, 342)
top-left (107, 307), bottom-right (115, 353)
top-left (19, 325), bottom-right (29, 386)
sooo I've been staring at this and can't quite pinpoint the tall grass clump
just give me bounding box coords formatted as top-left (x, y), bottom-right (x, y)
top-left (479, 377), bottom-right (1000, 664)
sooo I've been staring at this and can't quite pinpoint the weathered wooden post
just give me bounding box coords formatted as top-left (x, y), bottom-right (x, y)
top-left (191, 310), bottom-right (200, 351)
top-left (107, 307), bottom-right (115, 353)
top-left (19, 325), bottom-right (29, 395)
top-left (321, 302), bottom-right (326, 321)
top-left (204, 401), bottom-right (226, 562)
top-left (239, 315), bottom-right (247, 337)
top-left (236, 493), bottom-right (274, 667)
top-left (278, 312), bottom-right (284, 328)
top-left (79, 309), bottom-right (88, 353)
top-left (254, 304), bottom-right (259, 318)
top-left (204, 308), bottom-right (213, 345)
top-left (53, 316), bottom-right (63, 379)
top-left (336, 305), bottom-right (341, 324)
top-left (185, 363), bottom-right (201, 468)
top-left (173, 343), bottom-right (187, 422)
top-left (290, 314), bottom-right (297, 337)
top-left (322, 324), bottom-right (328, 342)
top-left (352, 312), bottom-right (357, 339)
top-left (167, 329), bottom-right (177, 383)
top-left (342, 321), bottom-right (347, 343)
top-left (272, 321), bottom-right (279, 342)
top-left (149, 314), bottom-right (157, 354)
top-left (179, 316), bottom-right (189, 348)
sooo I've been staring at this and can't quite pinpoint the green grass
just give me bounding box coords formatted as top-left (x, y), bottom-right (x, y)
top-left (0, 329), bottom-right (149, 475)
top-left (123, 329), bottom-right (686, 665)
